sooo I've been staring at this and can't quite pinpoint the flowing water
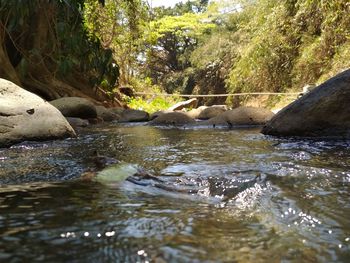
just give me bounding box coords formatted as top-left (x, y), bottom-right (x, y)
top-left (0, 123), bottom-right (350, 262)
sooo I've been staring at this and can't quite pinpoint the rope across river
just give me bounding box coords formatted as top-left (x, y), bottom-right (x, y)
top-left (134, 92), bottom-right (301, 98)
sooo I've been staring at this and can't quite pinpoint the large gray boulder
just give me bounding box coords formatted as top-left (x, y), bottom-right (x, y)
top-left (50, 97), bottom-right (97, 119)
top-left (0, 79), bottom-right (76, 147)
top-left (205, 106), bottom-right (274, 127)
top-left (149, 112), bottom-right (196, 126)
top-left (262, 69), bottom-right (350, 137)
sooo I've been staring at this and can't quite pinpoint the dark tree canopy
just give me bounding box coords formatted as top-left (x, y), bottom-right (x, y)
top-left (0, 0), bottom-right (118, 103)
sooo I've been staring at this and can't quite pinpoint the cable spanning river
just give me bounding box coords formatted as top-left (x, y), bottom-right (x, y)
top-left (0, 123), bottom-right (350, 262)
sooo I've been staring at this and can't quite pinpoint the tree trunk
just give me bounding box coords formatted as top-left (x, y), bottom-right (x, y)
top-left (0, 28), bottom-right (21, 85)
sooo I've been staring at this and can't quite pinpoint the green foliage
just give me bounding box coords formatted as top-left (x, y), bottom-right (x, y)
top-left (151, 0), bottom-right (209, 18)
top-left (86, 0), bottom-right (349, 108)
top-left (17, 59), bottom-right (28, 78)
top-left (144, 7), bottom-right (214, 94)
top-left (227, 0), bottom-right (299, 94)
top-left (84, 0), bottom-right (147, 85)
top-left (318, 40), bottom-right (350, 83)
top-left (290, 0), bottom-right (350, 87)
top-left (216, 0), bottom-right (350, 106)
top-left (189, 13), bottom-right (240, 104)
top-left (0, 0), bottom-right (118, 92)
top-left (3, 0), bottom-right (348, 107)
top-left (127, 96), bottom-right (182, 113)
top-left (149, 13), bottom-right (214, 41)
top-left (125, 76), bottom-right (182, 112)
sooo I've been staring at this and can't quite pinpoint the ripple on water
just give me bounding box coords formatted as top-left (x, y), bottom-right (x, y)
top-left (0, 124), bottom-right (350, 262)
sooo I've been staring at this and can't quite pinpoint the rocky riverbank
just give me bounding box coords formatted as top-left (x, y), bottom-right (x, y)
top-left (262, 69), bottom-right (350, 138)
top-left (0, 79), bottom-right (76, 148)
top-left (1, 69), bottom-right (349, 147)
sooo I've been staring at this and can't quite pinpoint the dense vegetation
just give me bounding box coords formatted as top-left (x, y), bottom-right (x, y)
top-left (157, 0), bottom-right (350, 106)
top-left (222, 0), bottom-right (350, 106)
top-left (1, 0), bottom-right (349, 109)
top-left (0, 0), bottom-right (122, 103)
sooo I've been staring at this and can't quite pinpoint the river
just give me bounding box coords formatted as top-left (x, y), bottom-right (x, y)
top-left (0, 123), bottom-right (350, 262)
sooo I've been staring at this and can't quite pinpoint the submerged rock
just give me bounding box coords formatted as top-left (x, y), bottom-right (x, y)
top-left (262, 69), bottom-right (350, 137)
top-left (0, 78), bottom-right (76, 147)
top-left (50, 97), bottom-right (97, 119)
top-left (94, 163), bottom-right (140, 183)
top-left (81, 151), bottom-right (162, 184)
top-left (204, 106), bottom-right (274, 127)
top-left (81, 151), bottom-right (264, 201)
top-left (205, 175), bottom-right (262, 201)
top-left (90, 150), bottom-right (120, 170)
top-left (148, 111), bottom-right (196, 126)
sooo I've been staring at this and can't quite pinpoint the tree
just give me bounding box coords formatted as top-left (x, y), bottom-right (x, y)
top-left (190, 29), bottom-right (236, 105)
top-left (151, 0), bottom-right (209, 18)
top-left (226, 0), bottom-right (350, 95)
top-left (144, 11), bottom-right (215, 93)
top-left (0, 0), bottom-right (118, 102)
top-left (84, 0), bottom-right (148, 86)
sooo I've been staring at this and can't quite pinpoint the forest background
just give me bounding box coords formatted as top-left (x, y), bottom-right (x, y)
top-left (1, 0), bottom-right (349, 112)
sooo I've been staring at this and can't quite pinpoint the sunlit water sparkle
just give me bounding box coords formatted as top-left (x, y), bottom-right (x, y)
top-left (0, 123), bottom-right (350, 262)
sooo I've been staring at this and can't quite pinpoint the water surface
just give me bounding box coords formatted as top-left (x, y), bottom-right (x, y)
top-left (0, 123), bottom-right (350, 262)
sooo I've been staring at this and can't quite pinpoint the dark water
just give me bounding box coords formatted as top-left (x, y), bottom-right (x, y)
top-left (0, 123), bottom-right (350, 262)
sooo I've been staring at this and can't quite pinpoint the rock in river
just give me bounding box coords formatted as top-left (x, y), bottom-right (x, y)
top-left (120, 109), bottom-right (149, 122)
top-left (186, 106), bottom-right (208, 119)
top-left (50, 97), bottom-right (97, 119)
top-left (204, 106), bottom-right (274, 127)
top-left (0, 78), bottom-right (76, 147)
top-left (197, 105), bottom-right (227, 120)
top-left (262, 69), bottom-right (350, 137)
top-left (149, 110), bottom-right (172, 120)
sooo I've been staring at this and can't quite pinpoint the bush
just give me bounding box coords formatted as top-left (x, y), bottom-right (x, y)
top-left (227, 1), bottom-right (298, 94)
top-left (219, 0), bottom-right (350, 107)
top-left (127, 96), bottom-right (183, 113)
